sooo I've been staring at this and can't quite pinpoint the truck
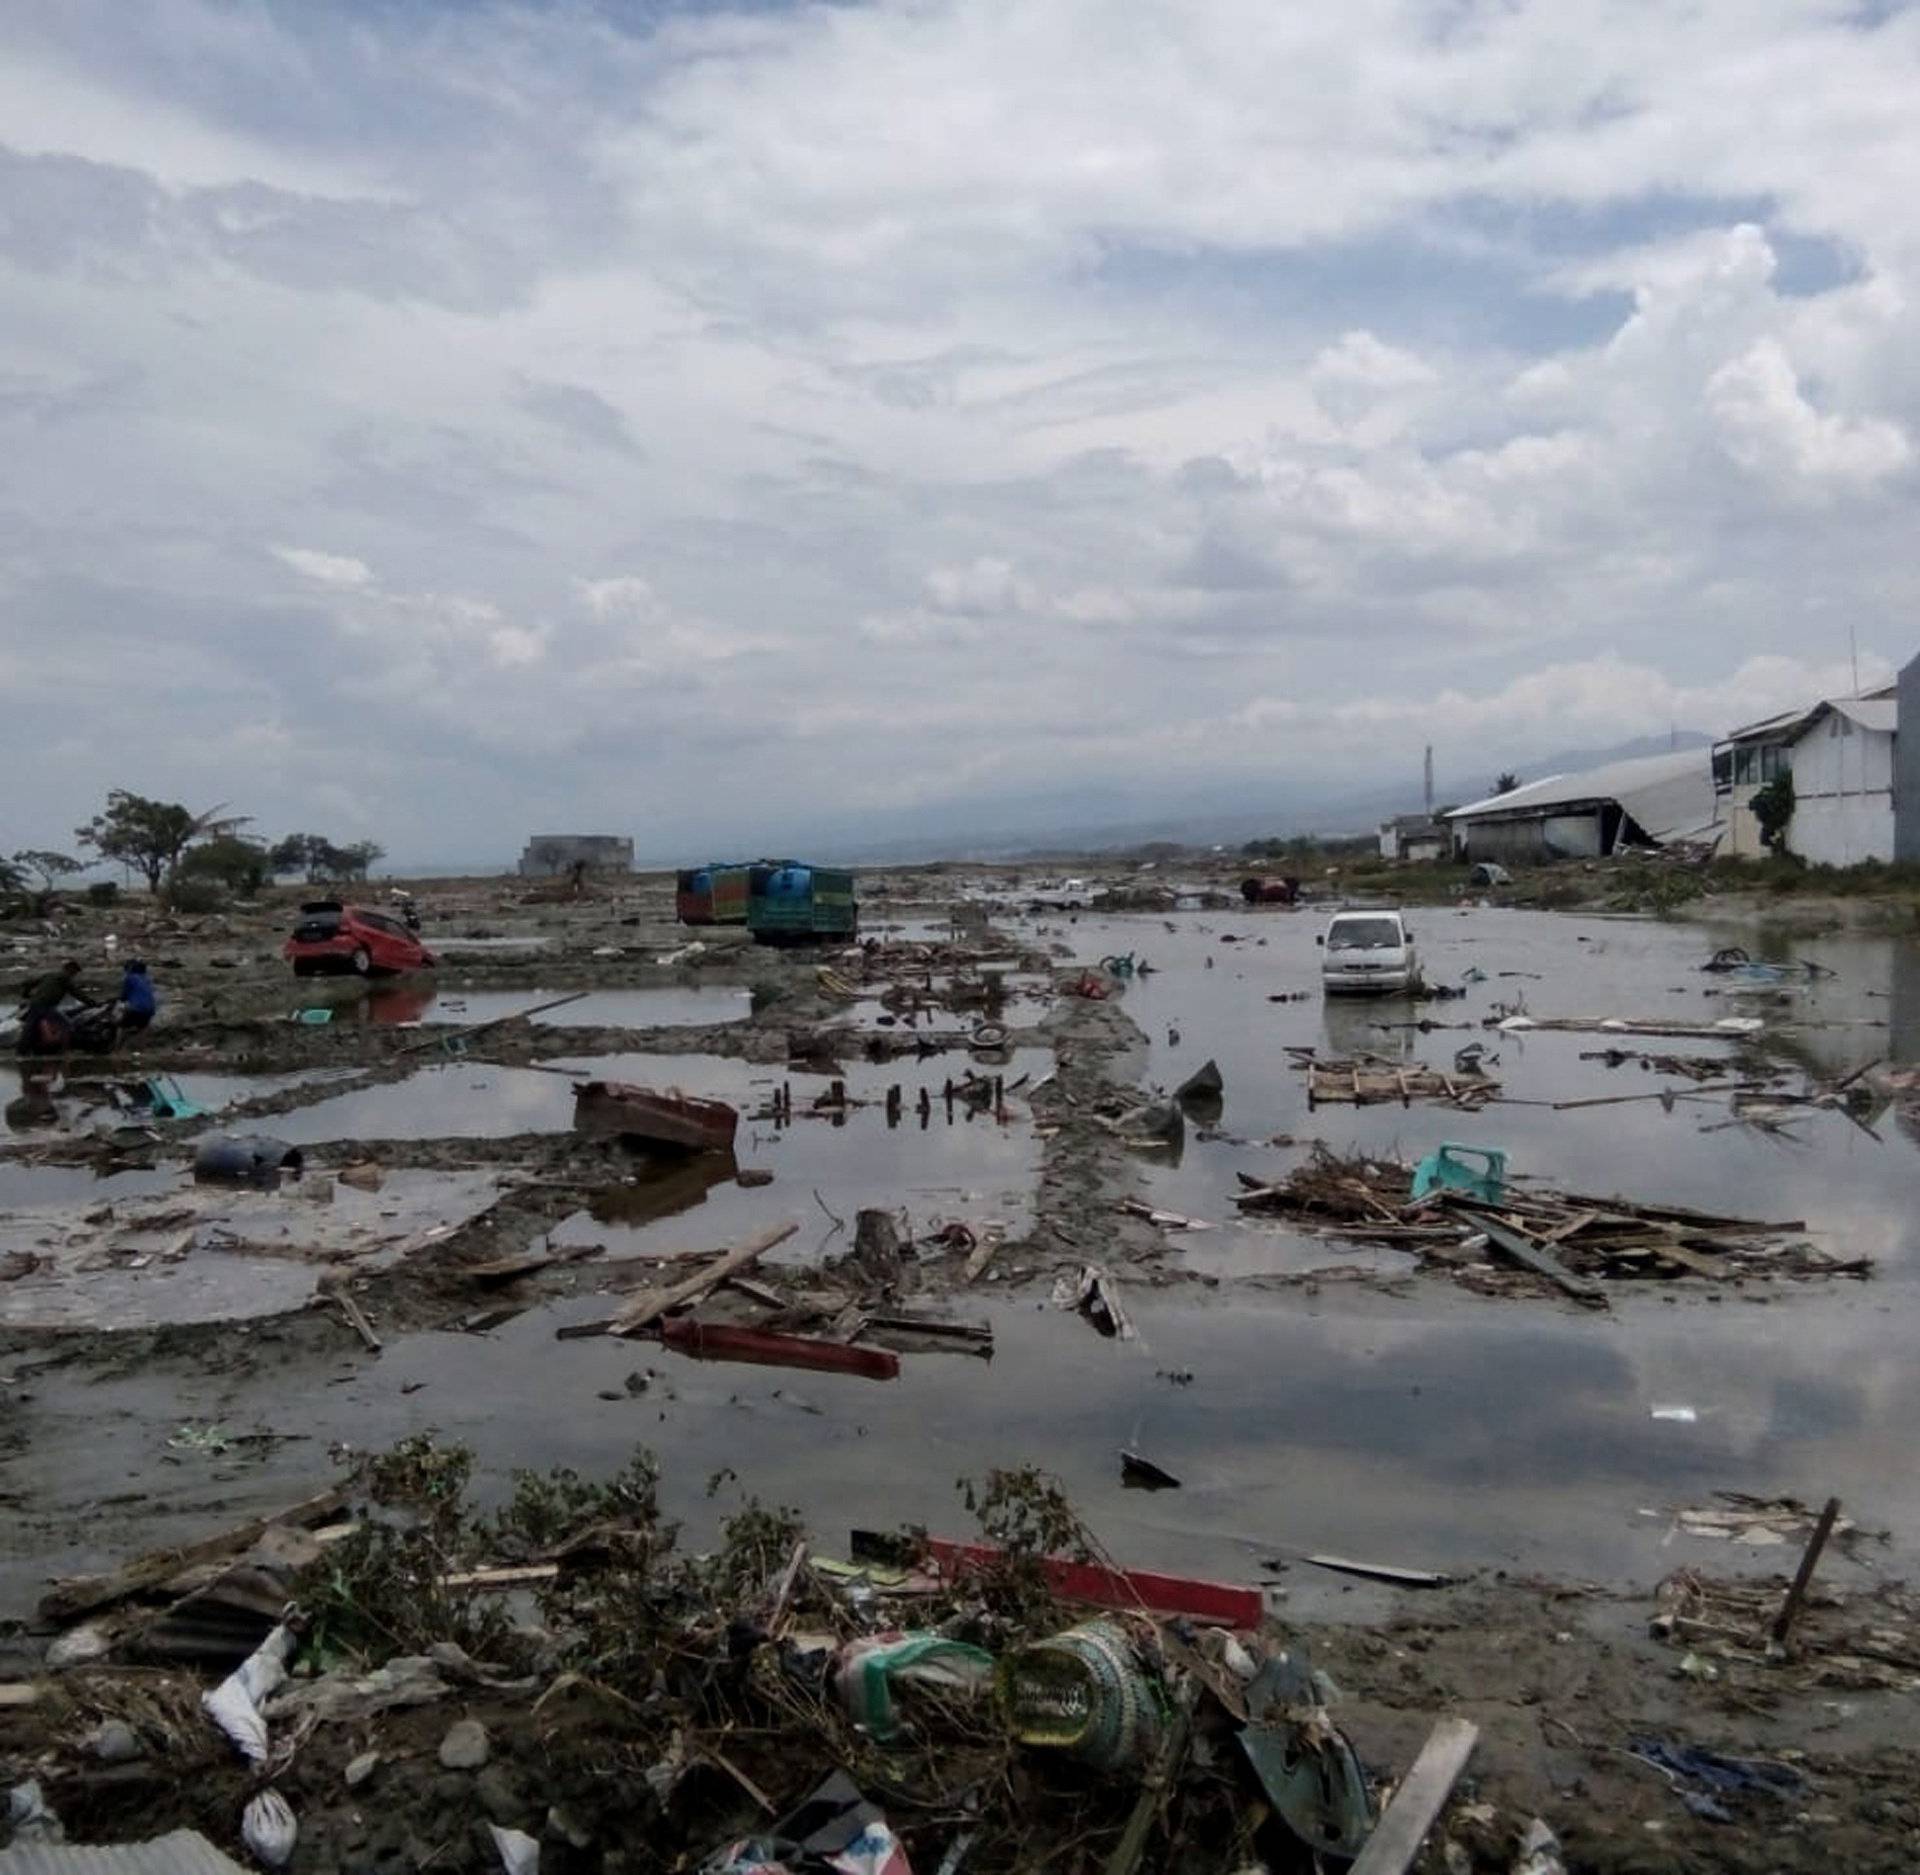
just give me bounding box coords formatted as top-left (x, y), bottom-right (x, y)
top-left (746, 864), bottom-right (858, 944)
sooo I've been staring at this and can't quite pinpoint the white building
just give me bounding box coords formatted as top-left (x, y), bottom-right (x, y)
top-left (1781, 698), bottom-right (1895, 866)
top-left (1377, 814), bottom-right (1448, 862)
top-left (1712, 690), bottom-right (1897, 867)
top-left (1445, 751), bottom-right (1718, 865)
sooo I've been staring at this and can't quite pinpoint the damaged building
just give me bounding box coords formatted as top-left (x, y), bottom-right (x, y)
top-left (1444, 750), bottom-right (1719, 865)
top-left (517, 834), bottom-right (635, 878)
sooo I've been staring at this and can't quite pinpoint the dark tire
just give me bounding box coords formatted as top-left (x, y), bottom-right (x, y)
top-left (350, 946), bottom-right (372, 976)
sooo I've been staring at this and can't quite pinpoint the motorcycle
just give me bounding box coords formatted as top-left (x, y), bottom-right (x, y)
top-left (12, 998), bottom-right (121, 1057)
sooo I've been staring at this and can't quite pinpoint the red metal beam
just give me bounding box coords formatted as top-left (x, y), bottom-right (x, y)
top-left (657, 1316), bottom-right (901, 1381)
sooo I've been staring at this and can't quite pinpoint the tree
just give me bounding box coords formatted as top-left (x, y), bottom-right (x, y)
top-left (336, 840), bottom-right (385, 881)
top-left (1493, 772), bottom-right (1521, 795)
top-left (267, 833), bottom-right (384, 884)
top-left (11, 850), bottom-right (80, 894)
top-left (1752, 771), bottom-right (1796, 854)
top-left (179, 834), bottom-right (271, 896)
top-left (74, 792), bottom-right (250, 896)
top-left (269, 834), bottom-right (314, 878)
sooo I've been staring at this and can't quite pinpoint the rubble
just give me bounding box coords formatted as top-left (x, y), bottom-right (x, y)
top-left (1233, 1146), bottom-right (1869, 1297)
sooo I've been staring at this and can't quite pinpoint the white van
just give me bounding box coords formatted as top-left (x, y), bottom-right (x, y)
top-left (1319, 909), bottom-right (1417, 995)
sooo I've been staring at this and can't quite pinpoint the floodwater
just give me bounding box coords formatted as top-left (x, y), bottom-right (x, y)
top-left (357, 986), bottom-right (754, 1029)
top-left (544, 1046), bottom-right (1051, 1264)
top-left (0, 1169), bottom-right (501, 1331)
top-left (7, 904), bottom-right (1920, 1615)
top-left (1, 1064), bottom-right (359, 1137)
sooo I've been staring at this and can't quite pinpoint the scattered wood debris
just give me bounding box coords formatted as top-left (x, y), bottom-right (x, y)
top-left (1292, 1050), bottom-right (1500, 1110)
top-left (1232, 1147), bottom-right (1867, 1297)
top-left (1652, 1568), bottom-right (1920, 1693)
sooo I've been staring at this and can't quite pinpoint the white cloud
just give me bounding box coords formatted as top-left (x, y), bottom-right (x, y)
top-left (1707, 340), bottom-right (1911, 488)
top-left (273, 546), bottom-right (373, 588)
top-left (3, 1), bottom-right (1920, 856)
top-left (924, 558), bottom-right (1034, 616)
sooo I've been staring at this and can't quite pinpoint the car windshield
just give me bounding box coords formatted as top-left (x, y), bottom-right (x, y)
top-left (1328, 917), bottom-right (1402, 951)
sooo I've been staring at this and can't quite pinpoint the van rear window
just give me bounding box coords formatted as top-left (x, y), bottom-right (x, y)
top-left (1328, 917), bottom-right (1401, 951)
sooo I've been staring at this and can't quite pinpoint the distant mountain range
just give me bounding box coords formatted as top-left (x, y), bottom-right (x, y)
top-left (394, 732), bottom-right (1712, 872)
top-left (777, 732), bottom-right (1716, 864)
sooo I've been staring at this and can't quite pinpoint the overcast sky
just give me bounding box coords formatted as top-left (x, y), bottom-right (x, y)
top-left (2, 0), bottom-right (1915, 861)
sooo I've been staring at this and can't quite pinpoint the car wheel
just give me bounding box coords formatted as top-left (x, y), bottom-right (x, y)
top-left (350, 946), bottom-right (372, 975)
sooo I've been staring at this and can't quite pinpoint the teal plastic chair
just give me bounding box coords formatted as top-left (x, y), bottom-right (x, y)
top-left (1411, 1143), bottom-right (1507, 1204)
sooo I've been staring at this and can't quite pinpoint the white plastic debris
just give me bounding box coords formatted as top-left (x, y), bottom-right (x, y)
top-left (8, 1778), bottom-right (65, 1843)
top-left (242, 1790), bottom-right (298, 1869)
top-left (489, 1824), bottom-right (541, 1875)
top-left (1512, 1817), bottom-right (1566, 1875)
top-left (45, 1623), bottom-right (113, 1670)
top-left (1498, 1015), bottom-right (1536, 1032)
top-left (203, 1623), bottom-right (296, 1765)
top-left (1649, 1405), bottom-right (1698, 1423)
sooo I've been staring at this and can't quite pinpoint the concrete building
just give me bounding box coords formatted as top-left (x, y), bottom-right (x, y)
top-left (1444, 751), bottom-right (1718, 865)
top-left (1780, 697), bottom-right (1895, 866)
top-left (1377, 814), bottom-right (1449, 862)
top-left (1715, 686), bottom-right (1898, 867)
top-left (1897, 654), bottom-right (1920, 863)
top-left (517, 834), bottom-right (635, 878)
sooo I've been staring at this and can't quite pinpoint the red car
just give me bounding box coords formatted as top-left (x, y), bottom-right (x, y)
top-left (283, 901), bottom-right (437, 978)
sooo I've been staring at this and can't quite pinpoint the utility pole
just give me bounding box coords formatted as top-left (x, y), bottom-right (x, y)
top-left (1423, 744), bottom-right (1434, 816)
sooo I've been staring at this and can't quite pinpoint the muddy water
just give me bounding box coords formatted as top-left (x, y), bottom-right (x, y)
top-left (356, 986), bottom-right (754, 1028)
top-left (1, 1064), bottom-right (360, 1138)
top-left (9, 905), bottom-right (1920, 1616)
top-left (0, 1170), bottom-right (502, 1331)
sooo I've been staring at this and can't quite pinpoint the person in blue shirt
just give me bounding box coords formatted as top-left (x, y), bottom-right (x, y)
top-left (117, 958), bottom-right (157, 1035)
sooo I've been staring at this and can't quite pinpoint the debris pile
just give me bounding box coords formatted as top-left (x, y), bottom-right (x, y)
top-left (1232, 1147), bottom-right (1869, 1299)
top-left (0, 1446), bottom-right (1499, 1875)
top-left (1652, 1571), bottom-right (1920, 1694)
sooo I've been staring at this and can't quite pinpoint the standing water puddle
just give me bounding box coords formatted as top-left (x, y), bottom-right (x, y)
top-left (0, 1168), bottom-right (501, 1330)
top-left (544, 1047), bottom-right (1049, 1262)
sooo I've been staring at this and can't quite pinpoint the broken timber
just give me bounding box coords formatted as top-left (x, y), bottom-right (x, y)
top-left (557, 1222), bottom-right (800, 1339)
top-left (1348, 1716), bottom-right (1480, 1875)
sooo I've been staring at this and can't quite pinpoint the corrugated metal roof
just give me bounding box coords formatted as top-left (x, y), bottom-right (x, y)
top-left (0, 1837), bottom-right (247, 1875)
top-left (1722, 704), bottom-right (1816, 744)
top-left (1445, 749), bottom-right (1717, 843)
top-left (1829, 697), bottom-right (1896, 735)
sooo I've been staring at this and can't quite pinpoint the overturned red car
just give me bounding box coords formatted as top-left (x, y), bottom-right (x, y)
top-left (283, 901), bottom-right (437, 978)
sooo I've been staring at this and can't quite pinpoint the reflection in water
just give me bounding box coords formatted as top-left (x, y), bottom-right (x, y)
top-left (589, 1152), bottom-right (739, 1227)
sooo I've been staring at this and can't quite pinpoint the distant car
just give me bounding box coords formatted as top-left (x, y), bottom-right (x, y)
top-left (1242, 876), bottom-right (1301, 905)
top-left (1318, 908), bottom-right (1417, 996)
top-left (283, 901), bottom-right (437, 978)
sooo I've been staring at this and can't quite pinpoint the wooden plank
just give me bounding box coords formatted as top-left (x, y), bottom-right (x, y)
top-left (1306, 1554), bottom-right (1453, 1588)
top-left (1476, 1217), bottom-right (1608, 1303)
top-left (609, 1221), bottom-right (799, 1337)
top-left (961, 1232), bottom-right (1003, 1283)
top-left (1772, 1496), bottom-right (1842, 1648)
top-left (1648, 1239), bottom-right (1734, 1280)
top-left (329, 1289), bottom-right (383, 1352)
top-left (38, 1483), bottom-right (350, 1624)
top-left (440, 1563), bottom-right (561, 1591)
top-left (1347, 1716), bottom-right (1480, 1875)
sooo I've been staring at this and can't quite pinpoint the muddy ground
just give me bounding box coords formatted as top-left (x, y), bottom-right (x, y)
top-left (3, 859), bottom-right (1919, 1870)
